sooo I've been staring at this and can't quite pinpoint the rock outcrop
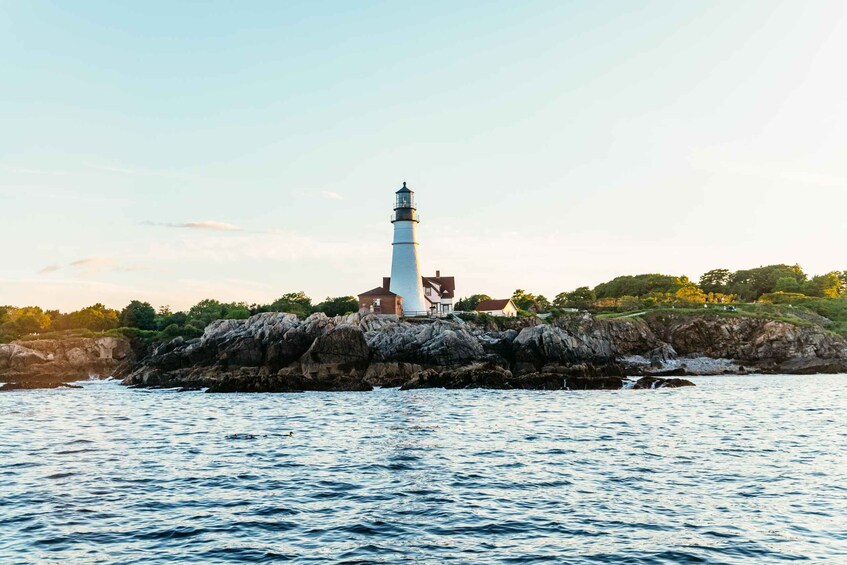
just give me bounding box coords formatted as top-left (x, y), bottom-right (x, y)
top-left (0, 337), bottom-right (134, 390)
top-left (631, 376), bottom-right (696, 389)
top-left (116, 310), bottom-right (847, 393)
top-left (644, 313), bottom-right (847, 374)
top-left (400, 362), bottom-right (513, 390)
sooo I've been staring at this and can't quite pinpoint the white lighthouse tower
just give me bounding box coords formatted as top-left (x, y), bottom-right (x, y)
top-left (390, 182), bottom-right (427, 315)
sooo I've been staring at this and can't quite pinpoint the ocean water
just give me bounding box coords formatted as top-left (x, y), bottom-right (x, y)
top-left (1, 376), bottom-right (846, 564)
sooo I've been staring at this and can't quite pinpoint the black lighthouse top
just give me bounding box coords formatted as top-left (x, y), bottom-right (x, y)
top-left (392, 181), bottom-right (419, 223)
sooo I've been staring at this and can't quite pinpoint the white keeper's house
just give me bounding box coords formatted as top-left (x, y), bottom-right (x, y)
top-left (474, 298), bottom-right (518, 317)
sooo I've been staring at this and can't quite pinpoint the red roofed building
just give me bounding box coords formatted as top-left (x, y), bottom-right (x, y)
top-left (379, 270), bottom-right (454, 315)
top-left (359, 270), bottom-right (455, 317)
top-left (357, 287), bottom-right (403, 316)
top-left (474, 298), bottom-right (518, 317)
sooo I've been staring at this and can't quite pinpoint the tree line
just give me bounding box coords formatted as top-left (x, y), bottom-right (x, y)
top-left (454, 264), bottom-right (846, 314)
top-left (0, 293), bottom-right (359, 343)
top-left (3, 264), bottom-right (844, 343)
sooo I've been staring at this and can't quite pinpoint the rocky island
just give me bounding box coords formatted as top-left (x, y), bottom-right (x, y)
top-left (4, 310), bottom-right (845, 392)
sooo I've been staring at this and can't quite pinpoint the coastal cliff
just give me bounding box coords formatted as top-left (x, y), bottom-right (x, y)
top-left (120, 311), bottom-right (847, 392)
top-left (0, 337), bottom-right (135, 390)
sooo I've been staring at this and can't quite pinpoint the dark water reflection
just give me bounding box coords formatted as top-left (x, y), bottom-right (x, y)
top-left (1, 375), bottom-right (846, 563)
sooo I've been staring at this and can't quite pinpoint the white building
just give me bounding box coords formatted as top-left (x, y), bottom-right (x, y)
top-left (381, 271), bottom-right (455, 315)
top-left (475, 298), bottom-right (519, 317)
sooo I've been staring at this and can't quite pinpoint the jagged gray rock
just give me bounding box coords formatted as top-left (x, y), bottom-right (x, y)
top-left (365, 319), bottom-right (485, 366)
top-left (400, 362), bottom-right (513, 390)
top-left (113, 310), bottom-right (847, 393)
top-left (511, 316), bottom-right (654, 375)
top-left (645, 313), bottom-right (847, 373)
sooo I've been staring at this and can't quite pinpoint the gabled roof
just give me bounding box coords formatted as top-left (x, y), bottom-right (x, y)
top-left (475, 299), bottom-right (514, 311)
top-left (358, 287), bottom-right (398, 297)
top-left (425, 276), bottom-right (455, 298)
top-left (381, 275), bottom-right (456, 299)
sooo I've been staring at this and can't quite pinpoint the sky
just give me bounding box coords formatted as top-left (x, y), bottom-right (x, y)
top-left (1, 0), bottom-right (845, 311)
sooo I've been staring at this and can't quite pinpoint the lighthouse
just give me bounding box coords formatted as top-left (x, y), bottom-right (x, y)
top-left (389, 182), bottom-right (427, 315)
top-left (355, 181), bottom-right (457, 317)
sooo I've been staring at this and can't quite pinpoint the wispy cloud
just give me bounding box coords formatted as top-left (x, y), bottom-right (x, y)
top-left (39, 257), bottom-right (115, 275)
top-left (179, 221), bottom-right (242, 231)
top-left (0, 164), bottom-right (70, 176)
top-left (69, 257), bottom-right (117, 272)
top-left (143, 220), bottom-right (243, 232)
top-left (90, 164), bottom-right (200, 181)
top-left (39, 257), bottom-right (157, 276)
top-left (320, 191), bottom-right (344, 200)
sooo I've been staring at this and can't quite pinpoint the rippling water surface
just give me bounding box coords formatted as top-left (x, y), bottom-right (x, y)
top-left (1, 375), bottom-right (846, 564)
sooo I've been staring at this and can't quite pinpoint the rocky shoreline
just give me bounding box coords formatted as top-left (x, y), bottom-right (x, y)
top-left (0, 337), bottom-right (134, 391)
top-left (2, 311), bottom-right (846, 392)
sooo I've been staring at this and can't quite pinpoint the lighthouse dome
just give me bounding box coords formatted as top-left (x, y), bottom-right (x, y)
top-left (393, 181), bottom-right (417, 218)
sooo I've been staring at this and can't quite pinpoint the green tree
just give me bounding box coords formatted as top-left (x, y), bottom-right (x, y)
top-left (535, 295), bottom-right (551, 313)
top-left (267, 292), bottom-right (313, 318)
top-left (316, 296), bottom-right (359, 317)
top-left (774, 276), bottom-right (801, 293)
top-left (187, 299), bottom-right (226, 327)
top-left (554, 287), bottom-right (595, 309)
top-left (157, 310), bottom-right (188, 330)
top-left (804, 273), bottom-right (842, 298)
top-left (510, 290), bottom-right (551, 313)
top-left (699, 269), bottom-right (731, 294)
top-left (728, 264), bottom-right (807, 301)
top-left (594, 274), bottom-right (684, 299)
top-left (185, 299), bottom-right (248, 327)
top-left (511, 289), bottom-right (537, 311)
top-left (119, 300), bottom-right (157, 330)
top-left (675, 284), bottom-right (707, 304)
top-left (0, 306), bottom-right (53, 339)
top-left (454, 294), bottom-right (491, 311)
top-left (226, 304), bottom-right (252, 319)
top-left (54, 303), bottom-right (119, 331)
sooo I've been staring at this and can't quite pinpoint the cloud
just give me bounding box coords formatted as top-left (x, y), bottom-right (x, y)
top-left (39, 257), bottom-right (157, 276)
top-left (38, 257), bottom-right (117, 275)
top-left (0, 165), bottom-right (70, 176)
top-left (69, 257), bottom-right (120, 273)
top-left (90, 165), bottom-right (199, 181)
top-left (143, 220), bottom-right (243, 232)
top-left (320, 191), bottom-right (344, 200)
top-left (180, 221), bottom-right (242, 231)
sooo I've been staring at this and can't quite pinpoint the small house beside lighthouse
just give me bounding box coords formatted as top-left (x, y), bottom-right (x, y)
top-left (357, 181), bottom-right (456, 317)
